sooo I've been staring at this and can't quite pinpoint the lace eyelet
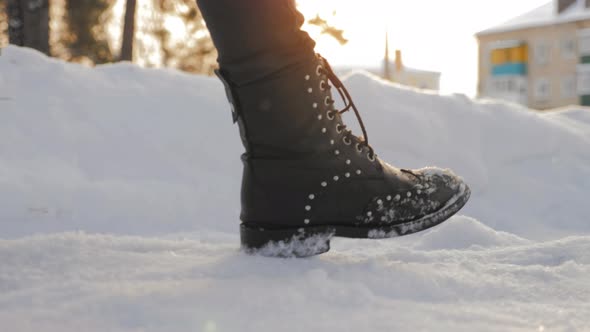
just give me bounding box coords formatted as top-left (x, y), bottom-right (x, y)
top-left (324, 96), bottom-right (332, 106)
top-left (319, 80), bottom-right (327, 91)
top-left (343, 136), bottom-right (351, 145)
top-left (367, 152), bottom-right (375, 162)
top-left (316, 65), bottom-right (323, 76)
top-left (355, 143), bottom-right (363, 153)
top-left (336, 124), bottom-right (343, 134)
top-left (327, 111), bottom-right (335, 120)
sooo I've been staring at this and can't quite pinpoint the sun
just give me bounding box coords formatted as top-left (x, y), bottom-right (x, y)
top-left (297, 0), bottom-right (388, 65)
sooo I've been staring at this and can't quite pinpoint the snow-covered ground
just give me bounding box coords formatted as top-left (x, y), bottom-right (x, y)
top-left (1, 46), bottom-right (589, 331)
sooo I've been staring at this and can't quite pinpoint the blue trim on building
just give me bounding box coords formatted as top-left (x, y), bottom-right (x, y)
top-left (492, 63), bottom-right (527, 76)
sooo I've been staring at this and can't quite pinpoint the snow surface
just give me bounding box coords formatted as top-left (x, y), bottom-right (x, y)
top-left (1, 46), bottom-right (590, 331)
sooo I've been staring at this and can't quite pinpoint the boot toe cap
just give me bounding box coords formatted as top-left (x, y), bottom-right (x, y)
top-left (364, 167), bottom-right (470, 225)
top-left (417, 167), bottom-right (469, 204)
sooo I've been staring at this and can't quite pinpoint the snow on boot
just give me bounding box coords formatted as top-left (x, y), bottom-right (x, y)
top-left (216, 54), bottom-right (471, 257)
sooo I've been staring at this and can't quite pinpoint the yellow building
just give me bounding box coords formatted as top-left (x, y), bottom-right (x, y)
top-left (476, 0), bottom-right (590, 110)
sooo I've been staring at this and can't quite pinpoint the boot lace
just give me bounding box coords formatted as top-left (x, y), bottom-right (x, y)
top-left (317, 55), bottom-right (375, 159)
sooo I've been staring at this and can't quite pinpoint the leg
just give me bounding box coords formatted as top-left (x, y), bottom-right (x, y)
top-left (196, 0), bottom-right (471, 257)
top-left (196, 0), bottom-right (315, 85)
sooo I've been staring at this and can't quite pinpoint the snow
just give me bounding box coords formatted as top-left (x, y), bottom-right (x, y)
top-left (477, 1), bottom-right (590, 35)
top-left (1, 46), bottom-right (590, 331)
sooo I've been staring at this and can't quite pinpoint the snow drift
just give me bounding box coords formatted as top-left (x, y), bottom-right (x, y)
top-left (1, 46), bottom-right (589, 331)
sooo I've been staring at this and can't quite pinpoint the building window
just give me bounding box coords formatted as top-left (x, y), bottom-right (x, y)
top-left (534, 42), bottom-right (550, 65)
top-left (580, 38), bottom-right (590, 55)
top-left (579, 30), bottom-right (590, 54)
top-left (578, 65), bottom-right (590, 95)
top-left (493, 78), bottom-right (514, 93)
top-left (560, 37), bottom-right (576, 60)
top-left (534, 78), bottom-right (551, 101)
top-left (561, 76), bottom-right (576, 99)
top-left (489, 77), bottom-right (525, 94)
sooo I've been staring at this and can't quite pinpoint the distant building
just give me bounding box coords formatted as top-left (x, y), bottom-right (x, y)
top-left (381, 49), bottom-right (441, 91)
top-left (476, 0), bottom-right (590, 110)
top-left (336, 33), bottom-right (441, 92)
top-left (380, 31), bottom-right (440, 91)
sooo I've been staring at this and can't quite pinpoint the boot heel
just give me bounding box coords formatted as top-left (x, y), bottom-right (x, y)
top-left (240, 223), bottom-right (334, 258)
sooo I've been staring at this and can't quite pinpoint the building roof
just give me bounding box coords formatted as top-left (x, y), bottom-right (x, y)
top-left (477, 0), bottom-right (590, 36)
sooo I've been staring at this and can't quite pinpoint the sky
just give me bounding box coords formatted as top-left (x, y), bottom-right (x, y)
top-left (296, 0), bottom-right (553, 96)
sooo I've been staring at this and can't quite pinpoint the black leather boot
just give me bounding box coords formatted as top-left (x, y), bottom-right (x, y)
top-left (216, 54), bottom-right (471, 257)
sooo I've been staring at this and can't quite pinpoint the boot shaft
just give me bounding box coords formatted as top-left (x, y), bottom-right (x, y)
top-left (217, 56), bottom-right (387, 225)
top-left (217, 57), bottom-right (340, 159)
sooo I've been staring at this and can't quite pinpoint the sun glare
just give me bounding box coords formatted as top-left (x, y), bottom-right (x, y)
top-left (296, 0), bottom-right (550, 96)
top-left (107, 0), bottom-right (552, 96)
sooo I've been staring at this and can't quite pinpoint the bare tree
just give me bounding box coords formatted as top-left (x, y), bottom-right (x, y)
top-left (59, 0), bottom-right (114, 64)
top-left (7, 0), bottom-right (25, 46)
top-left (120, 0), bottom-right (136, 61)
top-left (0, 1), bottom-right (11, 48)
top-left (6, 0), bottom-right (50, 54)
top-left (140, 0), bottom-right (216, 74)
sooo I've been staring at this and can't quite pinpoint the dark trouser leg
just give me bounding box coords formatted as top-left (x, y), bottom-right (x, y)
top-left (196, 0), bottom-right (316, 85)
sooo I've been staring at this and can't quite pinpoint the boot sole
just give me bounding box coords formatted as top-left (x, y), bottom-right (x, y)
top-left (241, 187), bottom-right (471, 258)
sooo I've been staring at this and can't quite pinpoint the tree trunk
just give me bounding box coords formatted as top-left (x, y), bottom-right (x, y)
top-left (7, 0), bottom-right (25, 46)
top-left (120, 0), bottom-right (136, 61)
top-left (7, 0), bottom-right (50, 55)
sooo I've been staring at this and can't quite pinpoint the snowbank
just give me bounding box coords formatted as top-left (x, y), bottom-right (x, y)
top-left (1, 46), bottom-right (589, 331)
top-left (2, 227), bottom-right (589, 332)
